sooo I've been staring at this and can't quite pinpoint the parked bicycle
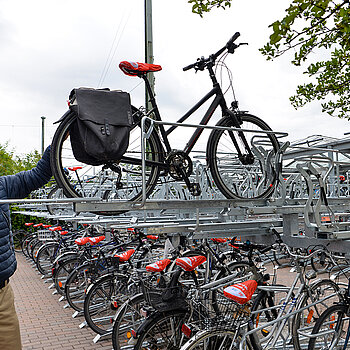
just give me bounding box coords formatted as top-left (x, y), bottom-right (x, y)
top-left (308, 278), bottom-right (350, 350)
top-left (180, 239), bottom-right (343, 350)
top-left (51, 33), bottom-right (280, 206)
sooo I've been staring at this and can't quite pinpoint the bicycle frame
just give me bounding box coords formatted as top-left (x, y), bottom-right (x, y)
top-left (240, 260), bottom-right (339, 350)
top-left (127, 62), bottom-right (253, 168)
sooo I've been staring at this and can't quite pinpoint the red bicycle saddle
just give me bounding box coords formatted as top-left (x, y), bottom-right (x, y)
top-left (211, 238), bottom-right (227, 243)
top-left (175, 256), bottom-right (206, 272)
top-left (49, 226), bottom-right (62, 232)
top-left (75, 235), bottom-right (106, 246)
top-left (223, 280), bottom-right (258, 305)
top-left (146, 258), bottom-right (171, 272)
top-left (119, 61), bottom-right (162, 76)
top-left (114, 249), bottom-right (135, 262)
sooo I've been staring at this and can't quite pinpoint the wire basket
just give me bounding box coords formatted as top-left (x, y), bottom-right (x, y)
top-left (140, 275), bottom-right (188, 312)
top-left (188, 291), bottom-right (251, 332)
top-left (37, 230), bottom-right (56, 241)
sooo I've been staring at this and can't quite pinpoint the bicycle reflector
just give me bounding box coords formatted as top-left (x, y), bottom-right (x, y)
top-left (181, 324), bottom-right (192, 338)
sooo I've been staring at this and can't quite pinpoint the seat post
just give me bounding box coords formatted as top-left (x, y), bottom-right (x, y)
top-left (141, 73), bottom-right (172, 153)
top-left (141, 74), bottom-right (159, 117)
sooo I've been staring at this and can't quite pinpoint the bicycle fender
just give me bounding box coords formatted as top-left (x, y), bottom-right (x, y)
top-left (85, 273), bottom-right (111, 295)
top-left (54, 252), bottom-right (79, 266)
top-left (54, 110), bottom-right (74, 124)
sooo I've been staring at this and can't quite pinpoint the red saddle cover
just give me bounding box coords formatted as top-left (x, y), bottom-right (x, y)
top-left (75, 235), bottom-right (105, 246)
top-left (114, 249), bottom-right (135, 262)
top-left (211, 238), bottom-right (227, 243)
top-left (175, 256), bottom-right (206, 272)
top-left (147, 235), bottom-right (159, 240)
top-left (119, 61), bottom-right (162, 76)
top-left (49, 226), bottom-right (62, 232)
top-left (146, 259), bottom-right (171, 272)
top-left (223, 280), bottom-right (258, 305)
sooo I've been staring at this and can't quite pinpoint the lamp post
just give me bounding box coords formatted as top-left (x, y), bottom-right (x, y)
top-left (145, 0), bottom-right (154, 113)
top-left (41, 116), bottom-right (46, 155)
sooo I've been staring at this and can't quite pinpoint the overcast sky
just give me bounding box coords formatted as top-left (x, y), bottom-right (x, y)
top-left (1, 0), bottom-right (350, 156)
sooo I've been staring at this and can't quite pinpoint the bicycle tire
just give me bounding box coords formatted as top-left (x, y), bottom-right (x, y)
top-left (52, 255), bottom-right (80, 295)
top-left (32, 239), bottom-right (44, 263)
top-left (207, 113), bottom-right (279, 200)
top-left (180, 328), bottom-right (241, 350)
top-left (84, 273), bottom-right (128, 335)
top-left (308, 303), bottom-right (349, 350)
top-left (36, 242), bottom-right (60, 275)
top-left (21, 233), bottom-right (35, 258)
top-left (134, 309), bottom-right (189, 350)
top-left (46, 186), bottom-right (73, 216)
top-left (291, 278), bottom-right (341, 350)
top-left (29, 238), bottom-right (42, 261)
top-left (112, 292), bottom-right (155, 350)
top-left (64, 262), bottom-right (98, 312)
top-left (50, 108), bottom-right (162, 213)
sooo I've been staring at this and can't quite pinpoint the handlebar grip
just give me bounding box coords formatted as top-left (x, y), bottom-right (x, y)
top-left (227, 32), bottom-right (240, 47)
top-left (183, 63), bottom-right (196, 71)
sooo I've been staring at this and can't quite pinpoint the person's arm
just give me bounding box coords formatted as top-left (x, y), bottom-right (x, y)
top-left (1, 146), bottom-right (52, 199)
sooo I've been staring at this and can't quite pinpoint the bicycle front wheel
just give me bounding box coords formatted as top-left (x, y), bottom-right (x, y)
top-left (207, 114), bottom-right (279, 199)
top-left (51, 108), bottom-right (162, 206)
top-left (308, 304), bottom-right (349, 350)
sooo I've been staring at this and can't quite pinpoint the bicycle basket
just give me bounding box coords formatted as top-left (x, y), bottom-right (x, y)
top-left (141, 276), bottom-right (188, 312)
top-left (37, 230), bottom-right (56, 241)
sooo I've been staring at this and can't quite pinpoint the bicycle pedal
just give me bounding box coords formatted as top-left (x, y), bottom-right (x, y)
top-left (188, 183), bottom-right (201, 196)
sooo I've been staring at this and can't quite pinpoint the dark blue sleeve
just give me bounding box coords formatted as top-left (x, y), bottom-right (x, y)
top-left (2, 146), bottom-right (52, 199)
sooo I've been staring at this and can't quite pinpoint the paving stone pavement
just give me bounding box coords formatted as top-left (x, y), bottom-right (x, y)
top-left (11, 252), bottom-right (113, 350)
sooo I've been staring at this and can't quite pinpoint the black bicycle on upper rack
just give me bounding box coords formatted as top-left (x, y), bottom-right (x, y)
top-left (51, 32), bottom-right (280, 205)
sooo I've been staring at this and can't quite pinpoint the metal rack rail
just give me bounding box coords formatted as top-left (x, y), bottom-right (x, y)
top-left (5, 130), bottom-right (350, 254)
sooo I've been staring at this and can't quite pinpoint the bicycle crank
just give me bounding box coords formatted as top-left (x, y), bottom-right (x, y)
top-left (166, 150), bottom-right (201, 196)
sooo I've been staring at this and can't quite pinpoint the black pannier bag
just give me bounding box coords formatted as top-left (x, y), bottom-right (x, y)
top-left (69, 87), bottom-right (133, 166)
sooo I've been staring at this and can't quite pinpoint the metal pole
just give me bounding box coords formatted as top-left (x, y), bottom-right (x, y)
top-left (145, 0), bottom-right (154, 113)
top-left (41, 116), bottom-right (46, 155)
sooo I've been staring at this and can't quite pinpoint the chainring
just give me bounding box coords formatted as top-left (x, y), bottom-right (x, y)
top-left (166, 151), bottom-right (193, 181)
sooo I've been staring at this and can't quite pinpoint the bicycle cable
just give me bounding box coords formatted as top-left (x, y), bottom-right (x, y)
top-left (215, 52), bottom-right (238, 106)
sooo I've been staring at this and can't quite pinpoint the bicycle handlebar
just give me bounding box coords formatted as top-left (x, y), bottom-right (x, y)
top-left (232, 239), bottom-right (273, 254)
top-left (183, 32), bottom-right (241, 72)
top-left (280, 242), bottom-right (335, 263)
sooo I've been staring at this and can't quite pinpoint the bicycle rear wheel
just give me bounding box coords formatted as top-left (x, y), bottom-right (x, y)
top-left (207, 114), bottom-right (279, 199)
top-left (180, 329), bottom-right (240, 350)
top-left (112, 293), bottom-right (151, 350)
top-left (36, 242), bottom-right (60, 275)
top-left (134, 309), bottom-right (189, 350)
top-left (84, 273), bottom-right (128, 335)
top-left (64, 263), bottom-right (97, 312)
top-left (292, 279), bottom-right (341, 350)
top-left (308, 304), bottom-right (349, 350)
top-left (53, 256), bottom-right (80, 295)
top-left (50, 108), bottom-right (162, 207)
